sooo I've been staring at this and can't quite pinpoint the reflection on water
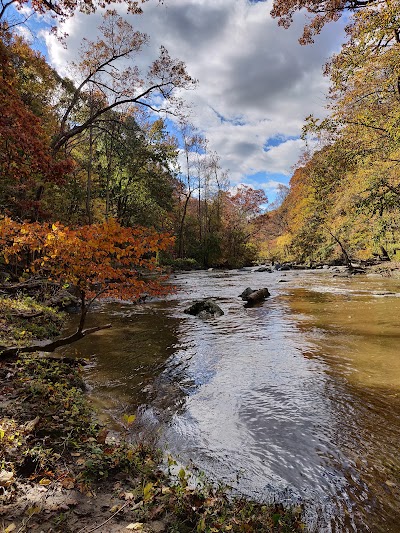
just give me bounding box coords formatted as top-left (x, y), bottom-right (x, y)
top-left (58, 303), bottom-right (183, 420)
top-left (59, 270), bottom-right (400, 532)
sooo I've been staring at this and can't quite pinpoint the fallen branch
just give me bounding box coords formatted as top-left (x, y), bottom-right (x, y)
top-left (77, 500), bottom-right (143, 533)
top-left (9, 311), bottom-right (44, 319)
top-left (0, 280), bottom-right (60, 294)
top-left (0, 324), bottom-right (112, 359)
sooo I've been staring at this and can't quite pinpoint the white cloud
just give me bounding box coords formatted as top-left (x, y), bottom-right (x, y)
top-left (44, 0), bottom-right (345, 189)
top-left (15, 25), bottom-right (34, 43)
top-left (261, 179), bottom-right (288, 192)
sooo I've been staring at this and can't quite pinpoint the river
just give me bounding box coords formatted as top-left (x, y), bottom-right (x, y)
top-left (59, 268), bottom-right (400, 532)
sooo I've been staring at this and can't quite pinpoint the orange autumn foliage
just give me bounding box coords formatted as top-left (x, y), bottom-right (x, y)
top-left (0, 35), bottom-right (72, 220)
top-left (0, 217), bottom-right (174, 303)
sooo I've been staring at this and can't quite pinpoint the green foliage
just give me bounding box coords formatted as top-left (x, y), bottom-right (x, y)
top-left (161, 256), bottom-right (200, 270)
top-left (0, 296), bottom-right (64, 348)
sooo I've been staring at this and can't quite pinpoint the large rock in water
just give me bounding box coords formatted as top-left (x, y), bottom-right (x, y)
top-left (184, 299), bottom-right (224, 318)
top-left (242, 287), bottom-right (270, 307)
top-left (239, 287), bottom-right (255, 300)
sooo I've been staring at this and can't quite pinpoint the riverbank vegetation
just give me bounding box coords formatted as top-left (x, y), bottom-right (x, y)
top-left (264, 0), bottom-right (400, 266)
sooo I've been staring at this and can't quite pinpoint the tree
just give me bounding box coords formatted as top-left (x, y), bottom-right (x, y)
top-left (174, 122), bottom-right (205, 259)
top-left (0, 217), bottom-right (174, 357)
top-left (220, 185), bottom-right (267, 267)
top-left (270, 0), bottom-right (381, 44)
top-left (0, 32), bottom-right (72, 220)
top-left (0, 0), bottom-right (145, 26)
top-left (52, 11), bottom-right (195, 153)
top-left (105, 114), bottom-right (179, 229)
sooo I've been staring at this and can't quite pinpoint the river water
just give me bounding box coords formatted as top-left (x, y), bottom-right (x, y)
top-left (60, 269), bottom-right (400, 532)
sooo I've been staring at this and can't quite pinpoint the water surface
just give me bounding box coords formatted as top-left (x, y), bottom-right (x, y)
top-left (60, 269), bottom-right (400, 532)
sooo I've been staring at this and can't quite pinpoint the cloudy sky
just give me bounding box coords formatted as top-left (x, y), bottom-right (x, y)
top-left (27, 0), bottom-right (345, 202)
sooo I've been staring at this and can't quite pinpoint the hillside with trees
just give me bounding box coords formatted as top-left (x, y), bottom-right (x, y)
top-left (264, 0), bottom-right (400, 266)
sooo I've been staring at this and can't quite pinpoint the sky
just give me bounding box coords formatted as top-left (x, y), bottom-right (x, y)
top-left (19, 0), bottom-right (346, 203)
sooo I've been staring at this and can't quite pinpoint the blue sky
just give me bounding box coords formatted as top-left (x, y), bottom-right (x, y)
top-left (13, 0), bottom-right (345, 204)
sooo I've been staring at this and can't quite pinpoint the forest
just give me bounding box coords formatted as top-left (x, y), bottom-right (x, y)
top-left (265, 0), bottom-right (400, 266)
top-left (0, 1), bottom-right (269, 274)
top-left (2, 0), bottom-right (398, 273)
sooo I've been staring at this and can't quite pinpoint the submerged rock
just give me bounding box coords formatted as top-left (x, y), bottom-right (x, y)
top-left (184, 299), bottom-right (224, 318)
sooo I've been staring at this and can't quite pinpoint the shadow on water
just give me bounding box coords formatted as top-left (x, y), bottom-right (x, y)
top-left (58, 270), bottom-right (400, 532)
top-left (57, 300), bottom-right (186, 424)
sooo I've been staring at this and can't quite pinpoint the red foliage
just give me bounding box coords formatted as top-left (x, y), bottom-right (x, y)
top-left (0, 37), bottom-right (73, 220)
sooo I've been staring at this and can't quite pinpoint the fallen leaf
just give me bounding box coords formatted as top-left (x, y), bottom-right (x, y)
top-left (61, 477), bottom-right (75, 489)
top-left (123, 414), bottom-right (136, 425)
top-left (23, 416), bottom-right (40, 434)
top-left (4, 524), bottom-right (16, 532)
top-left (126, 523), bottom-right (144, 530)
top-left (39, 478), bottom-right (52, 486)
top-left (124, 492), bottom-right (134, 500)
top-left (143, 482), bottom-right (154, 502)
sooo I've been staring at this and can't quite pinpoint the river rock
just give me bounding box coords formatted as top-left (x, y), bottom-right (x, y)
top-left (184, 299), bottom-right (224, 318)
top-left (255, 266), bottom-right (272, 273)
top-left (239, 287), bottom-right (255, 300)
top-left (243, 287), bottom-right (270, 307)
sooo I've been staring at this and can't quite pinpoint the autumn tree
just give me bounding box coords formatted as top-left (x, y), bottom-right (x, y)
top-left (0, 0), bottom-right (146, 26)
top-left (220, 185), bottom-right (267, 267)
top-left (270, 0), bottom-right (381, 44)
top-left (0, 31), bottom-right (72, 220)
top-left (52, 10), bottom-right (195, 153)
top-left (0, 217), bottom-right (174, 356)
